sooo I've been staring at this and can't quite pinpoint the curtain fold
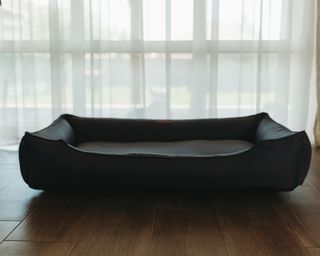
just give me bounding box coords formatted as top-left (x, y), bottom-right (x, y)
top-left (0, 0), bottom-right (316, 145)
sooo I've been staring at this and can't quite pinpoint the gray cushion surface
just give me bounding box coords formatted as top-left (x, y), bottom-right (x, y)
top-left (76, 140), bottom-right (253, 156)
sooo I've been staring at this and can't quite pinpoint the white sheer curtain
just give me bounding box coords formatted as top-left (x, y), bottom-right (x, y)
top-left (0, 0), bottom-right (316, 145)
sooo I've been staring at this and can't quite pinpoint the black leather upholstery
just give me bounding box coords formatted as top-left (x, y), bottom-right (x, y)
top-left (19, 112), bottom-right (311, 191)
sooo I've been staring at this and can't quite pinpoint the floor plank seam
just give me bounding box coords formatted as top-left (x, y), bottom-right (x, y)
top-left (0, 219), bottom-right (24, 222)
top-left (147, 205), bottom-right (157, 255)
top-left (305, 180), bottom-right (320, 194)
top-left (2, 222), bottom-right (23, 244)
top-left (145, 206), bottom-right (158, 256)
top-left (3, 196), bottom-right (44, 243)
top-left (0, 176), bottom-right (19, 192)
top-left (1, 240), bottom-right (74, 244)
top-left (4, 239), bottom-right (74, 243)
top-left (281, 223), bottom-right (311, 254)
top-left (66, 241), bottom-right (76, 256)
top-left (276, 191), bottom-right (316, 254)
top-left (212, 200), bottom-right (231, 256)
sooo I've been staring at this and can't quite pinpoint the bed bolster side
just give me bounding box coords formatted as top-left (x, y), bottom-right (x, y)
top-left (254, 131), bottom-right (311, 190)
top-left (19, 115), bottom-right (75, 189)
top-left (254, 114), bottom-right (312, 189)
top-left (255, 114), bottom-right (295, 142)
top-left (19, 133), bottom-right (69, 189)
top-left (19, 135), bottom-right (31, 186)
top-left (294, 131), bottom-right (312, 185)
top-left (30, 115), bottom-right (76, 145)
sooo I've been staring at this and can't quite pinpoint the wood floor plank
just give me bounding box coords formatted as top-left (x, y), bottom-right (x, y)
top-left (0, 179), bottom-right (43, 221)
top-left (0, 241), bottom-right (74, 256)
top-left (308, 248), bottom-right (320, 256)
top-left (155, 191), bottom-right (214, 209)
top-left (276, 186), bottom-right (320, 247)
top-left (0, 151), bottom-right (18, 165)
top-left (306, 150), bottom-right (320, 192)
top-left (149, 209), bottom-right (228, 256)
top-left (0, 221), bottom-right (19, 243)
top-left (68, 197), bottom-right (155, 256)
top-left (222, 226), bottom-right (308, 256)
top-left (0, 165), bottom-right (20, 190)
top-left (214, 192), bottom-right (285, 227)
top-left (2, 150), bottom-right (320, 255)
top-left (7, 193), bottom-right (93, 242)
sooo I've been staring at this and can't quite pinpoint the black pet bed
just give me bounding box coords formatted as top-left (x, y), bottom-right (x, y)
top-left (19, 112), bottom-right (311, 191)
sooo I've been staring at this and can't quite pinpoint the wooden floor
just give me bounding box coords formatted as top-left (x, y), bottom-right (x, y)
top-left (1, 150), bottom-right (320, 256)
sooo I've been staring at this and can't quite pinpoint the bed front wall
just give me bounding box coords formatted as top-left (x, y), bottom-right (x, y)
top-left (19, 131), bottom-right (311, 191)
